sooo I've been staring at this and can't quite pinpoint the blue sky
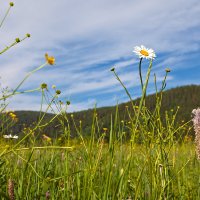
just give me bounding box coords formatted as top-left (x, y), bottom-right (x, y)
top-left (0, 0), bottom-right (200, 112)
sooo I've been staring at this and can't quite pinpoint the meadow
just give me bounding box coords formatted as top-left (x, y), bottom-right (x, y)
top-left (0, 2), bottom-right (200, 200)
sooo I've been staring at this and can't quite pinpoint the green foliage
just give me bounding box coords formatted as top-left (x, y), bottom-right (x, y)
top-left (0, 142), bottom-right (198, 199)
top-left (9, 84), bottom-right (199, 138)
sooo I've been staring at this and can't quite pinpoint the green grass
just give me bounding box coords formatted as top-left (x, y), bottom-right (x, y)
top-left (0, 141), bottom-right (199, 199)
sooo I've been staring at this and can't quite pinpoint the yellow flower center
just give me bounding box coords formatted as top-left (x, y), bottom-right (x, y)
top-left (140, 49), bottom-right (149, 57)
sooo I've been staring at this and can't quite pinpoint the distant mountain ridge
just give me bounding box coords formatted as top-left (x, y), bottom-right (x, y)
top-left (10, 85), bottom-right (200, 137)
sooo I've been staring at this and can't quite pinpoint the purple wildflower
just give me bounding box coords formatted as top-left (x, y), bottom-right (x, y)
top-left (192, 108), bottom-right (200, 159)
top-left (46, 190), bottom-right (50, 199)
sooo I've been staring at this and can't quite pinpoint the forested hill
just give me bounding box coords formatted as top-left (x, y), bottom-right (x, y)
top-left (10, 85), bottom-right (200, 137)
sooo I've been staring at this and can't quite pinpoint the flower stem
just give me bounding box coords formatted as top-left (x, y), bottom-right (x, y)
top-left (13, 62), bottom-right (47, 93)
top-left (0, 5), bottom-right (12, 29)
top-left (139, 58), bottom-right (143, 91)
top-left (132, 59), bottom-right (153, 137)
top-left (0, 63), bottom-right (47, 101)
top-left (112, 70), bottom-right (136, 114)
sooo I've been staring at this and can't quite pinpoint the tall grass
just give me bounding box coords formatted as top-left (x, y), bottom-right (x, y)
top-left (0, 2), bottom-right (198, 200)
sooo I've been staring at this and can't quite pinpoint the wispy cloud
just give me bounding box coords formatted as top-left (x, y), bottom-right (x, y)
top-left (0, 0), bottom-right (200, 112)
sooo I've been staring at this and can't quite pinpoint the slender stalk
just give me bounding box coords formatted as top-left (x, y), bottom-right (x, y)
top-left (13, 62), bottom-right (47, 94)
top-left (112, 70), bottom-right (136, 115)
top-left (139, 58), bottom-right (143, 91)
top-left (132, 59), bottom-right (153, 137)
top-left (0, 35), bottom-right (30, 55)
top-left (0, 63), bottom-right (47, 101)
top-left (0, 5), bottom-right (12, 29)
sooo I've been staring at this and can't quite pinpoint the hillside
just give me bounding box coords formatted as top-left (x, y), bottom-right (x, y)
top-left (3, 84), bottom-right (200, 138)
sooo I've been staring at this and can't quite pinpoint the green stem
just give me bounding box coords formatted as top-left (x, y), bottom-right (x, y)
top-left (0, 63), bottom-right (47, 101)
top-left (139, 58), bottom-right (143, 91)
top-left (13, 62), bottom-right (47, 93)
top-left (0, 6), bottom-right (11, 29)
top-left (132, 59), bottom-right (153, 136)
top-left (0, 41), bottom-right (17, 55)
top-left (0, 35), bottom-right (30, 55)
top-left (112, 70), bottom-right (136, 114)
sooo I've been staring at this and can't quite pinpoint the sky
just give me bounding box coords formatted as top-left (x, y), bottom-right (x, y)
top-left (0, 0), bottom-right (200, 112)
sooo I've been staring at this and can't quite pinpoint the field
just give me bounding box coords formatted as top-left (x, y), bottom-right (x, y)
top-left (0, 2), bottom-right (200, 200)
top-left (0, 94), bottom-right (198, 199)
top-left (0, 139), bottom-right (199, 199)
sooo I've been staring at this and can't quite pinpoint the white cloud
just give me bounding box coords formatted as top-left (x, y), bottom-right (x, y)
top-left (0, 0), bottom-right (199, 111)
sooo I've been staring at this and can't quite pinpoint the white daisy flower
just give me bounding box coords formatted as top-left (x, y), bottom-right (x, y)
top-left (133, 45), bottom-right (156, 60)
top-left (3, 134), bottom-right (18, 139)
top-left (12, 135), bottom-right (19, 139)
top-left (3, 134), bottom-right (12, 139)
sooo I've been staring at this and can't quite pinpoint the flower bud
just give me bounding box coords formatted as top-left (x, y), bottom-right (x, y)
top-left (41, 83), bottom-right (48, 89)
top-left (165, 68), bottom-right (171, 73)
top-left (56, 90), bottom-right (61, 95)
top-left (15, 38), bottom-right (20, 43)
top-left (110, 67), bottom-right (115, 72)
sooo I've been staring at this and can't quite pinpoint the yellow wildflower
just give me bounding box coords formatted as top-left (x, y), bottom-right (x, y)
top-left (42, 134), bottom-right (51, 143)
top-left (9, 112), bottom-right (17, 119)
top-left (45, 53), bottom-right (55, 65)
top-left (103, 128), bottom-right (108, 132)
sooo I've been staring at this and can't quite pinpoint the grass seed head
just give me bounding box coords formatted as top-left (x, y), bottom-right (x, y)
top-left (8, 179), bottom-right (15, 200)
